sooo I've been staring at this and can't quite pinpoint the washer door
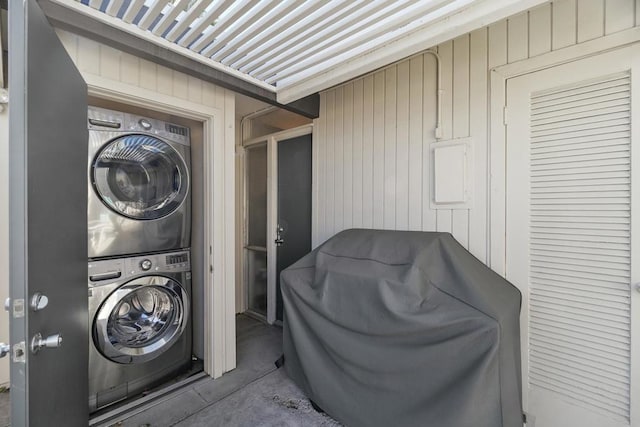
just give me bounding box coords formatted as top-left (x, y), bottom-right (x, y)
top-left (92, 134), bottom-right (189, 220)
top-left (94, 276), bottom-right (189, 364)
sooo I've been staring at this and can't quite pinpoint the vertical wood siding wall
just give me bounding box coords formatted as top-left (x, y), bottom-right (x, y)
top-left (313, 0), bottom-right (640, 264)
top-left (55, 29), bottom-right (235, 122)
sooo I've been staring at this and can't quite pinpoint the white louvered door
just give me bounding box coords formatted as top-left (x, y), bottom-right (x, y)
top-left (505, 45), bottom-right (640, 427)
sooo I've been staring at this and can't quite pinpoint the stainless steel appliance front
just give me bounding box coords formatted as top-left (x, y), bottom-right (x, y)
top-left (88, 250), bottom-right (192, 412)
top-left (88, 106), bottom-right (191, 259)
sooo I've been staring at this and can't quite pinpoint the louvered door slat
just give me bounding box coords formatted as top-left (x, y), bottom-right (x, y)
top-left (527, 71), bottom-right (631, 422)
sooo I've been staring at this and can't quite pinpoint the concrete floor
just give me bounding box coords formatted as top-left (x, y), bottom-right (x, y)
top-left (0, 315), bottom-right (341, 427)
top-left (0, 389), bottom-right (7, 427)
top-left (113, 314), bottom-right (341, 427)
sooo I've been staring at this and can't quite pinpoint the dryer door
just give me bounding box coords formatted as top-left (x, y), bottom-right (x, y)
top-left (92, 134), bottom-right (189, 220)
top-left (94, 276), bottom-right (189, 364)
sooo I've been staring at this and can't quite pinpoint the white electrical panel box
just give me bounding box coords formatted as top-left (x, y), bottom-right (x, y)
top-left (430, 138), bottom-right (472, 209)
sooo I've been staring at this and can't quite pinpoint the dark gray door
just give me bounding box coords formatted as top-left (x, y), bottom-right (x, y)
top-left (9, 0), bottom-right (88, 425)
top-left (276, 134), bottom-right (312, 321)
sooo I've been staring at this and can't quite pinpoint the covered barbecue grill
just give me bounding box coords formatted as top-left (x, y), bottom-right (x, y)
top-left (281, 229), bottom-right (522, 427)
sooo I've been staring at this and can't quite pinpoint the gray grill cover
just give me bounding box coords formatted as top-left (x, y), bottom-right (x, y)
top-left (281, 229), bottom-right (522, 427)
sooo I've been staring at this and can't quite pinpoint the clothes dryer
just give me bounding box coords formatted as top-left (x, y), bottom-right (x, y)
top-left (88, 106), bottom-right (191, 259)
top-left (88, 250), bottom-right (192, 411)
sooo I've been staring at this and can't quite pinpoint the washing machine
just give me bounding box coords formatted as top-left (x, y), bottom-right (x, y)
top-left (88, 106), bottom-right (191, 259)
top-left (88, 250), bottom-right (192, 412)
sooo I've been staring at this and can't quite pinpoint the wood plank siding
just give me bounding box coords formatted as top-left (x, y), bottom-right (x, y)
top-left (56, 29), bottom-right (235, 115)
top-left (312, 0), bottom-right (640, 264)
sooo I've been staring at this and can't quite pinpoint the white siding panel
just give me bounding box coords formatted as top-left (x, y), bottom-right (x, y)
top-left (157, 66), bottom-right (173, 96)
top-left (352, 79), bottom-right (364, 228)
top-left (99, 45), bottom-right (120, 81)
top-left (605, 0), bottom-right (636, 34)
top-left (172, 71), bottom-right (189, 100)
top-left (488, 20), bottom-right (508, 68)
top-left (326, 90), bottom-right (336, 236)
top-left (396, 61), bottom-right (410, 231)
top-left (343, 84), bottom-right (354, 230)
top-left (452, 35), bottom-right (470, 248)
top-left (469, 28), bottom-right (488, 263)
top-left (77, 37), bottom-right (100, 75)
top-left (56, 29), bottom-right (78, 62)
top-left (529, 4), bottom-right (552, 57)
top-left (577, 0), bottom-right (606, 42)
top-left (362, 76), bottom-right (374, 229)
top-left (139, 59), bottom-right (157, 92)
top-left (313, 0), bottom-right (639, 265)
top-left (508, 13), bottom-right (529, 63)
top-left (422, 54), bottom-right (438, 232)
top-left (437, 41), bottom-right (453, 234)
top-left (372, 73), bottom-right (385, 230)
top-left (384, 67), bottom-right (397, 230)
top-left (334, 87), bottom-right (344, 232)
top-left (188, 76), bottom-right (203, 104)
top-left (120, 52), bottom-right (140, 87)
top-left (408, 56), bottom-right (423, 231)
top-left (551, 0), bottom-right (577, 50)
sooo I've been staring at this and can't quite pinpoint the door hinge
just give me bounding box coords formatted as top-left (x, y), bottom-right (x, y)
top-left (0, 89), bottom-right (7, 113)
top-left (503, 106), bottom-right (508, 126)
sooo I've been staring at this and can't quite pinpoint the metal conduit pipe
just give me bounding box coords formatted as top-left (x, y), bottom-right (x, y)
top-left (423, 50), bottom-right (443, 140)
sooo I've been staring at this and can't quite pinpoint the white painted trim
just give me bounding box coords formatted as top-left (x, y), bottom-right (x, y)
top-left (50, 0), bottom-right (277, 92)
top-left (239, 124), bottom-right (313, 325)
top-left (266, 135), bottom-right (277, 325)
top-left (629, 48), bottom-right (640, 427)
top-left (244, 124), bottom-right (314, 147)
top-left (276, 0), bottom-right (547, 103)
top-left (0, 18), bottom-right (4, 89)
top-left (488, 26), bottom-right (640, 277)
top-left (82, 73), bottom-right (235, 378)
top-left (0, 104), bottom-right (8, 387)
top-left (268, 125), bottom-right (314, 325)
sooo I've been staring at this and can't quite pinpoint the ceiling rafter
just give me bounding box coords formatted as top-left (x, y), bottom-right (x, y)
top-left (249, 0), bottom-right (418, 78)
top-left (189, 0), bottom-right (274, 53)
top-left (122, 0), bottom-right (145, 23)
top-left (263, 0), bottom-right (460, 82)
top-left (56, 0), bottom-right (550, 102)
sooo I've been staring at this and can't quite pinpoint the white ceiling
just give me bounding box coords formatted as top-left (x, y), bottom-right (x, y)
top-left (54, 0), bottom-right (547, 103)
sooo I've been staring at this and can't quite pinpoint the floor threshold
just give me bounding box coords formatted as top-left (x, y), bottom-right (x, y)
top-left (90, 371), bottom-right (208, 427)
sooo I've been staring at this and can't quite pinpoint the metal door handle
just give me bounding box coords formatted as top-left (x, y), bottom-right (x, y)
top-left (30, 292), bottom-right (49, 312)
top-left (31, 333), bottom-right (62, 354)
top-left (0, 343), bottom-right (9, 358)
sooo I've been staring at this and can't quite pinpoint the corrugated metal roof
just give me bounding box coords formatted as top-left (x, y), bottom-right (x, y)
top-left (52, 0), bottom-right (547, 102)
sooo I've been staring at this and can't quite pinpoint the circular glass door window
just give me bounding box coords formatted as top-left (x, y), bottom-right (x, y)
top-left (94, 276), bottom-right (188, 364)
top-left (92, 134), bottom-right (189, 220)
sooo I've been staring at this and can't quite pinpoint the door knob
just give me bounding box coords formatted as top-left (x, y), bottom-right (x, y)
top-left (0, 343), bottom-right (9, 358)
top-left (31, 333), bottom-right (62, 354)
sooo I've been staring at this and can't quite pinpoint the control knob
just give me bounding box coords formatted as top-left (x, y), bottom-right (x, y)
top-left (139, 118), bottom-right (152, 130)
top-left (140, 259), bottom-right (152, 271)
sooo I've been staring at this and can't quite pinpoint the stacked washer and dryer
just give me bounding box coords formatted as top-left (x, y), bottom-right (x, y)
top-left (87, 107), bottom-right (193, 412)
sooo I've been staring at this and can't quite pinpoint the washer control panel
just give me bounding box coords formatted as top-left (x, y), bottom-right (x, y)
top-left (89, 250), bottom-right (191, 286)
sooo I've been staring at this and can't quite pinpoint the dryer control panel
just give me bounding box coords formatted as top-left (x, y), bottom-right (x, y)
top-left (89, 250), bottom-right (191, 285)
